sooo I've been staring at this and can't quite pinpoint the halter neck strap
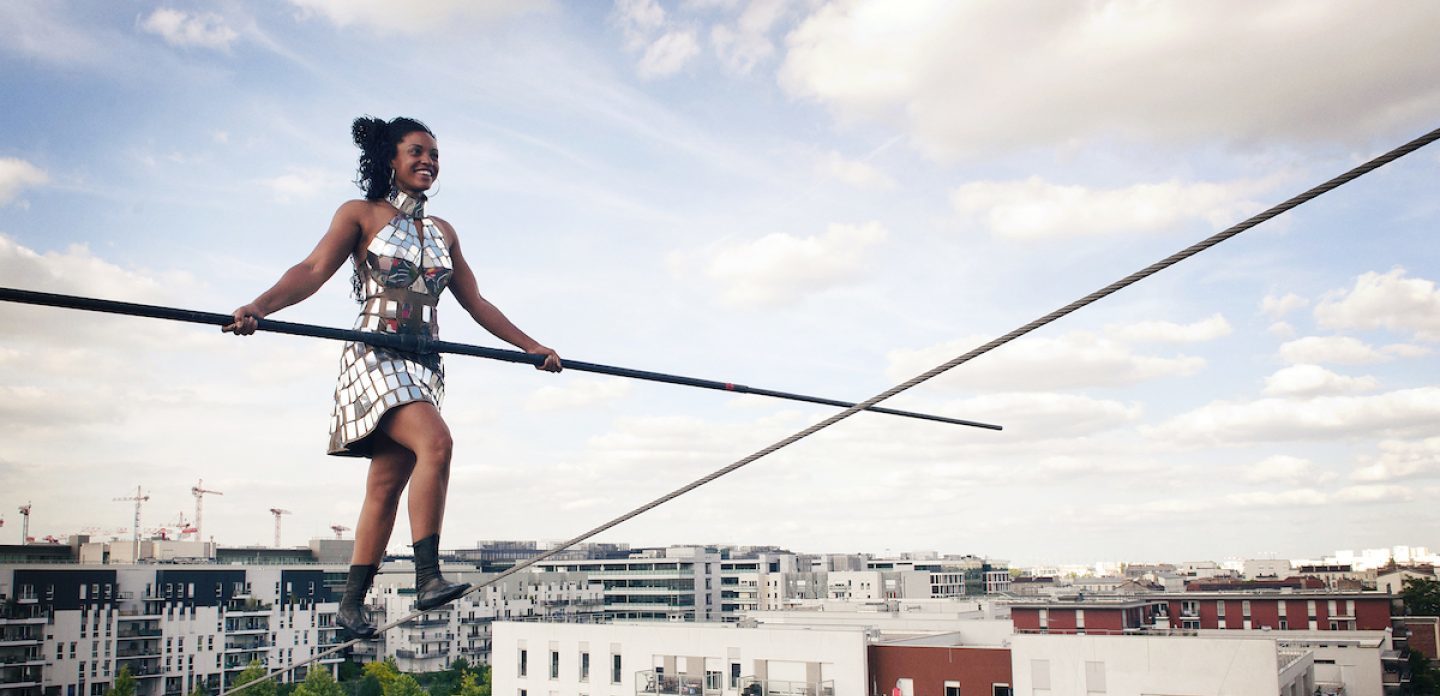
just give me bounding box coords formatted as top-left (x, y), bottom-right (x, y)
top-left (386, 188), bottom-right (426, 219)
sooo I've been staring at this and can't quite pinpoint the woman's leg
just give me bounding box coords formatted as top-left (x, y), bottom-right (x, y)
top-left (350, 433), bottom-right (417, 565)
top-left (376, 401), bottom-right (453, 541)
top-left (376, 400), bottom-right (469, 609)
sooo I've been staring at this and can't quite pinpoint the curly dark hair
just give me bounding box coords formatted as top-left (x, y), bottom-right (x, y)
top-left (351, 116), bottom-right (434, 200)
top-left (349, 116), bottom-right (434, 301)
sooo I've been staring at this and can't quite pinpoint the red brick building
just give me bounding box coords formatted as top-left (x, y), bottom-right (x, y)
top-left (1009, 598), bottom-right (1158, 635)
top-left (1009, 592), bottom-right (1392, 634)
top-left (868, 642), bottom-right (1012, 696)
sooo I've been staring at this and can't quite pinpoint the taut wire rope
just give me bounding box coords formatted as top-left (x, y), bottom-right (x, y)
top-left (198, 125), bottom-right (1440, 695)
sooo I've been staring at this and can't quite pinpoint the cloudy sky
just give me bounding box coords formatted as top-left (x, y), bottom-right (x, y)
top-left (2, 1), bottom-right (1438, 567)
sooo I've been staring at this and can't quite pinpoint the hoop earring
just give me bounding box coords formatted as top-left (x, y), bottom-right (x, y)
top-left (427, 182), bottom-right (440, 199)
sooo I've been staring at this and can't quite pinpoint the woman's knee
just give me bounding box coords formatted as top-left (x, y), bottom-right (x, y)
top-left (417, 429), bottom-right (453, 466)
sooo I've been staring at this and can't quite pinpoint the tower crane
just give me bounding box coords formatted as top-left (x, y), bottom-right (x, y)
top-left (18, 503), bottom-right (31, 543)
top-left (330, 524), bottom-right (350, 540)
top-left (113, 487), bottom-right (149, 561)
top-left (269, 508), bottom-right (291, 547)
top-left (191, 479), bottom-right (223, 541)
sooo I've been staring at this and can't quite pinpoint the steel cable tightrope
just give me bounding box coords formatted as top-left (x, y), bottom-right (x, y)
top-left (5, 126), bottom-right (1433, 695)
top-left (200, 124), bottom-right (1440, 695)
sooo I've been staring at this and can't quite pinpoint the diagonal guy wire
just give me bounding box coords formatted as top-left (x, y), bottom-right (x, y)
top-left (218, 125), bottom-right (1440, 695)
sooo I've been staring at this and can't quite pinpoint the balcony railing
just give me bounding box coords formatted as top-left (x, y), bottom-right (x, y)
top-left (637, 671), bottom-right (707, 696)
top-left (737, 678), bottom-right (834, 696)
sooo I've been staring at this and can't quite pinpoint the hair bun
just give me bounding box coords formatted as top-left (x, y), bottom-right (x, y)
top-left (351, 116), bottom-right (386, 149)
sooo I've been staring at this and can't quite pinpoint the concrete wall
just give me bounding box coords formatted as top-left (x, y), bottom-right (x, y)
top-left (493, 621), bottom-right (869, 696)
top-left (1010, 634), bottom-right (1300, 696)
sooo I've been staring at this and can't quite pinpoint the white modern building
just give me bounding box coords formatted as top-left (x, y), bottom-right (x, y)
top-left (1009, 633), bottom-right (1314, 696)
top-left (492, 620), bottom-right (868, 696)
top-left (0, 564), bottom-right (345, 696)
top-left (368, 566), bottom-right (603, 672)
top-left (533, 547), bottom-right (730, 622)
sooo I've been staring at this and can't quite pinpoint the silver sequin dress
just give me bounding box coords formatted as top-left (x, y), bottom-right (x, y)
top-left (328, 190), bottom-right (453, 457)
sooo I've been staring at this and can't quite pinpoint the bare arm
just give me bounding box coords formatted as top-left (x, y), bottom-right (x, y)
top-left (439, 218), bottom-right (562, 372)
top-left (223, 201), bottom-right (367, 334)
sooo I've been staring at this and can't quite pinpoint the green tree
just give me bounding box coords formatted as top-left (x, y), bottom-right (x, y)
top-left (234, 660), bottom-right (278, 696)
top-left (386, 674), bottom-right (426, 696)
top-left (296, 668), bottom-right (345, 696)
top-left (1403, 577), bottom-right (1440, 617)
top-left (363, 660), bottom-right (400, 695)
top-left (1406, 651), bottom-right (1440, 695)
top-left (106, 665), bottom-right (137, 696)
top-left (189, 683), bottom-right (209, 696)
top-left (354, 674), bottom-right (383, 696)
top-left (454, 671), bottom-right (489, 696)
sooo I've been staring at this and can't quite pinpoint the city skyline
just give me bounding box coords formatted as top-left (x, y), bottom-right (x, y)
top-left (1, 2), bottom-right (1439, 566)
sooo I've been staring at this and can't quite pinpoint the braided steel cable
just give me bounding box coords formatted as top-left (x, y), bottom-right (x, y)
top-left (210, 124), bottom-right (1440, 694)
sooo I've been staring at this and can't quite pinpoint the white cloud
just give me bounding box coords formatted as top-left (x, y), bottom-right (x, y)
top-left (1314, 268), bottom-right (1440, 341)
top-left (1352, 437), bottom-right (1440, 482)
top-left (818, 151), bottom-right (895, 190)
top-left (940, 392), bottom-right (1142, 438)
top-left (779, 1), bottom-right (1440, 157)
top-left (526, 378), bottom-right (632, 412)
top-left (259, 168), bottom-right (330, 202)
top-left (711, 0), bottom-right (786, 74)
top-left (1262, 364), bottom-right (1378, 398)
top-left (701, 221), bottom-right (887, 307)
top-left (1105, 314), bottom-right (1231, 343)
top-left (950, 177), bottom-right (1269, 239)
top-left (1223, 485), bottom-right (1410, 508)
top-left (1150, 387), bottom-right (1440, 444)
top-left (1241, 455), bottom-right (1314, 484)
top-left (286, 0), bottom-right (541, 33)
top-left (887, 331), bottom-right (1205, 391)
top-left (1261, 292), bottom-right (1308, 319)
top-left (139, 9), bottom-right (238, 50)
top-left (1278, 335), bottom-right (1423, 365)
top-left (1267, 321), bottom-right (1295, 339)
top-left (614, 0), bottom-right (667, 49)
top-left (1278, 336), bottom-right (1375, 364)
top-left (638, 30), bottom-right (700, 78)
top-left (613, 0), bottom-right (699, 78)
top-left (0, 158), bottom-right (48, 205)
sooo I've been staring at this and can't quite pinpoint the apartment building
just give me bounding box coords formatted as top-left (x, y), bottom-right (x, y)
top-left (492, 620), bottom-right (867, 696)
top-left (0, 564), bottom-right (344, 696)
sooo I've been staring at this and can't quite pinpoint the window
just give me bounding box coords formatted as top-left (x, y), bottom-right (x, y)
top-left (1279, 618), bottom-right (1288, 630)
top-left (730, 664), bottom-right (741, 689)
top-left (550, 651), bottom-right (559, 680)
top-left (1216, 601), bottom-right (1225, 617)
top-left (1030, 660), bottom-right (1050, 690)
top-left (1076, 609), bottom-right (1085, 629)
top-left (612, 654), bottom-right (622, 684)
top-left (519, 649), bottom-right (528, 677)
top-left (1084, 662), bottom-right (1106, 694)
top-left (992, 686), bottom-right (1012, 696)
top-left (944, 683), bottom-right (960, 696)
top-left (706, 671), bottom-right (722, 692)
top-left (580, 652), bottom-right (590, 681)
top-left (1038, 609), bottom-right (1048, 628)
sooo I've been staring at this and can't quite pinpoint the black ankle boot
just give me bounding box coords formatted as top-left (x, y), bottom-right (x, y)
top-left (413, 534), bottom-right (470, 610)
top-left (337, 564), bottom-right (378, 639)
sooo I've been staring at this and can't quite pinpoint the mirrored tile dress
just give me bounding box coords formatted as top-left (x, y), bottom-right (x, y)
top-left (328, 191), bottom-right (453, 457)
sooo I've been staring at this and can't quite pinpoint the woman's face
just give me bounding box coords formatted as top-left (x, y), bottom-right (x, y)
top-left (390, 131), bottom-right (439, 193)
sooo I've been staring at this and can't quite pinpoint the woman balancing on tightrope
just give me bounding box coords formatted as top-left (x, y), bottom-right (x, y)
top-left (224, 116), bottom-right (562, 638)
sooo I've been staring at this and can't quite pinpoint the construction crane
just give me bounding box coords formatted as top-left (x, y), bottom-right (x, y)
top-left (191, 479), bottom-right (223, 541)
top-left (269, 508), bottom-right (291, 547)
top-left (330, 524), bottom-right (350, 540)
top-left (114, 487), bottom-right (149, 561)
top-left (19, 503), bottom-right (32, 544)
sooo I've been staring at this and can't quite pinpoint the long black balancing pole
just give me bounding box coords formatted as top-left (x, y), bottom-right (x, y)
top-left (0, 287), bottom-right (1001, 431)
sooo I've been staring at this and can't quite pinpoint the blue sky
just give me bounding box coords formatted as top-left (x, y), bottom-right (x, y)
top-left (1, 1), bottom-right (1438, 566)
